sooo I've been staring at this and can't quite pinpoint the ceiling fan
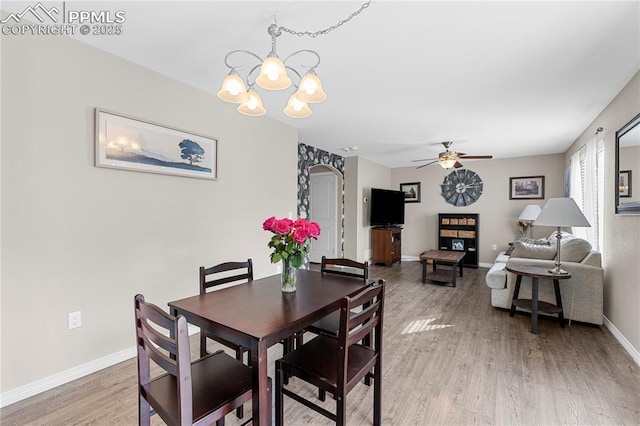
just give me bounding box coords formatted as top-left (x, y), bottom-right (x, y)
top-left (413, 141), bottom-right (493, 169)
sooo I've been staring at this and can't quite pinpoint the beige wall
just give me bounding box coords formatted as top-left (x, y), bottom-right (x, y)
top-left (565, 71), bottom-right (640, 356)
top-left (391, 154), bottom-right (565, 264)
top-left (1, 33), bottom-right (298, 392)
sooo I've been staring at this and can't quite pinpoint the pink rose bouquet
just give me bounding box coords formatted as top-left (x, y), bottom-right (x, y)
top-left (263, 216), bottom-right (321, 267)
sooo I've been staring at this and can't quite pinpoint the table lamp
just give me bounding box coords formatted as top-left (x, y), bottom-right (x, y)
top-left (534, 198), bottom-right (591, 275)
top-left (517, 204), bottom-right (542, 237)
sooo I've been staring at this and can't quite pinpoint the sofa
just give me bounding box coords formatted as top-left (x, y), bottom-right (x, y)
top-left (485, 232), bottom-right (603, 325)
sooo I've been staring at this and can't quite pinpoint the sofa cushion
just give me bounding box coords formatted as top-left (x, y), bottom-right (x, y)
top-left (510, 240), bottom-right (556, 260)
top-left (559, 238), bottom-right (592, 262)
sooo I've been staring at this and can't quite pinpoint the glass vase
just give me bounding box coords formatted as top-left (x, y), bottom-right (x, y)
top-left (281, 258), bottom-right (297, 293)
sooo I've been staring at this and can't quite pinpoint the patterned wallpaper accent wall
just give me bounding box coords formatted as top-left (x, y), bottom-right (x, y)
top-left (297, 143), bottom-right (345, 255)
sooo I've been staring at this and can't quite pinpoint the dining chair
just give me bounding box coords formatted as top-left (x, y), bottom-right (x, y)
top-left (302, 256), bottom-right (369, 340)
top-left (275, 280), bottom-right (385, 426)
top-left (200, 259), bottom-right (253, 419)
top-left (199, 259), bottom-right (253, 360)
top-left (297, 256), bottom-right (370, 400)
top-left (134, 294), bottom-right (265, 426)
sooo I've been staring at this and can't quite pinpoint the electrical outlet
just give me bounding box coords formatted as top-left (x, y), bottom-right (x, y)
top-left (68, 311), bottom-right (82, 329)
top-left (492, 244), bottom-right (497, 251)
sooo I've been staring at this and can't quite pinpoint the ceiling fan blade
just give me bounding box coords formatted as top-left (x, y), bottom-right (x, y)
top-left (453, 161), bottom-right (464, 168)
top-left (416, 160), bottom-right (439, 169)
top-left (412, 157), bottom-right (438, 162)
top-left (458, 155), bottom-right (493, 159)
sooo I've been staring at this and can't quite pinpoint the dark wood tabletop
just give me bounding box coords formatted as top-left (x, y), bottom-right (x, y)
top-left (506, 264), bottom-right (572, 280)
top-left (168, 269), bottom-right (373, 426)
top-left (420, 249), bottom-right (466, 263)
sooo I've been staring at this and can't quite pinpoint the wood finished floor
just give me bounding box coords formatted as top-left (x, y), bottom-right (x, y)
top-left (2, 262), bottom-right (639, 425)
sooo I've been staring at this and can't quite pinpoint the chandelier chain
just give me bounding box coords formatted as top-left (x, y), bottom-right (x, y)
top-left (278, 1), bottom-right (372, 38)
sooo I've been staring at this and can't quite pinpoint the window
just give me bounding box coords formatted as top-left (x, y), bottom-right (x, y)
top-left (569, 136), bottom-right (604, 252)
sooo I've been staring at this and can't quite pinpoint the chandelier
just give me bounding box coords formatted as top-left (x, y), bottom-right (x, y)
top-left (217, 2), bottom-right (371, 119)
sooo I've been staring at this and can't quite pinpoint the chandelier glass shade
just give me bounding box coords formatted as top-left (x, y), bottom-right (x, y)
top-left (217, 23), bottom-right (326, 118)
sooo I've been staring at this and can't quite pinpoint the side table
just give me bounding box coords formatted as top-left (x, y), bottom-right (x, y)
top-left (419, 250), bottom-right (465, 287)
top-left (506, 264), bottom-right (571, 334)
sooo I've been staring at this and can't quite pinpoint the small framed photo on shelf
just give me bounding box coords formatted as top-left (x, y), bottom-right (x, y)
top-left (509, 176), bottom-right (545, 200)
top-left (619, 170), bottom-right (632, 197)
top-left (452, 239), bottom-right (464, 251)
top-left (400, 182), bottom-right (421, 203)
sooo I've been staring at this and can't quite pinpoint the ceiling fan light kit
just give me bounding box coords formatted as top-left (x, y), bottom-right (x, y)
top-left (217, 2), bottom-right (371, 118)
top-left (413, 141), bottom-right (493, 169)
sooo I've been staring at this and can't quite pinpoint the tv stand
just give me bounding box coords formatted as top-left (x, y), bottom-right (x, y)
top-left (371, 227), bottom-right (401, 266)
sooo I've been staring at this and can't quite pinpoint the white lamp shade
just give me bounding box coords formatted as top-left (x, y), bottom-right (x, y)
top-left (295, 72), bottom-right (327, 103)
top-left (534, 198), bottom-right (591, 228)
top-left (217, 73), bottom-right (249, 103)
top-left (283, 94), bottom-right (312, 118)
top-left (237, 90), bottom-right (266, 116)
top-left (518, 204), bottom-right (542, 221)
top-left (256, 56), bottom-right (291, 90)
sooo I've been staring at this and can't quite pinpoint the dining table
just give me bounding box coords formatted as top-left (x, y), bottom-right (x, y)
top-left (168, 268), bottom-right (374, 426)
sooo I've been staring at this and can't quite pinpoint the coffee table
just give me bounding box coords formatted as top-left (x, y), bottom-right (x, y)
top-left (419, 250), bottom-right (465, 287)
top-left (506, 264), bottom-right (571, 334)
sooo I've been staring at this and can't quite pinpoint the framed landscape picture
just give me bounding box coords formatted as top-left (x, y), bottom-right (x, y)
top-left (400, 182), bottom-right (421, 203)
top-left (509, 176), bottom-right (545, 200)
top-left (95, 109), bottom-right (218, 180)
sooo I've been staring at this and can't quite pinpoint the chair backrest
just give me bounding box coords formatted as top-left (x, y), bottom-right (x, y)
top-left (337, 280), bottom-right (385, 390)
top-left (134, 294), bottom-right (193, 425)
top-left (200, 259), bottom-right (253, 295)
top-left (321, 256), bottom-right (369, 283)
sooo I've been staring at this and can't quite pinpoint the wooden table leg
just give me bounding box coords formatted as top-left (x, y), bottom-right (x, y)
top-left (530, 277), bottom-right (539, 334)
top-left (509, 274), bottom-right (523, 317)
top-left (421, 261), bottom-right (427, 283)
top-left (451, 263), bottom-right (457, 287)
top-left (251, 339), bottom-right (270, 425)
top-left (553, 279), bottom-right (566, 328)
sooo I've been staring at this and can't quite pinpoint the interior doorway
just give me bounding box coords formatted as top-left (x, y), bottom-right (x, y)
top-left (308, 166), bottom-right (343, 263)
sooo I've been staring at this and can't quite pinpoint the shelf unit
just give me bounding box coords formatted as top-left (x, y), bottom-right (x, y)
top-left (371, 227), bottom-right (401, 267)
top-left (438, 213), bottom-right (479, 268)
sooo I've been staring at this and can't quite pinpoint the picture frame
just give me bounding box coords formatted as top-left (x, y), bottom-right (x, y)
top-left (619, 170), bottom-right (632, 197)
top-left (452, 239), bottom-right (464, 251)
top-left (95, 109), bottom-right (218, 180)
top-left (400, 182), bottom-right (421, 203)
top-left (509, 176), bottom-right (545, 200)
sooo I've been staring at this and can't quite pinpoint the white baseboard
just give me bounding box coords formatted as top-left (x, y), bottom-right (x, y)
top-left (0, 325), bottom-right (200, 408)
top-left (0, 346), bottom-right (136, 408)
top-left (603, 315), bottom-right (640, 368)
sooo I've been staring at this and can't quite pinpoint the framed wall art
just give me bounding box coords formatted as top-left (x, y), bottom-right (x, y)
top-left (95, 109), bottom-right (218, 180)
top-left (619, 170), bottom-right (632, 197)
top-left (400, 182), bottom-right (421, 203)
top-left (509, 176), bottom-right (545, 200)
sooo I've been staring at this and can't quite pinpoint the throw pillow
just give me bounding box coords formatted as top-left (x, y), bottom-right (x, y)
top-left (559, 238), bottom-right (592, 262)
top-left (510, 240), bottom-right (557, 260)
top-left (518, 237), bottom-right (551, 246)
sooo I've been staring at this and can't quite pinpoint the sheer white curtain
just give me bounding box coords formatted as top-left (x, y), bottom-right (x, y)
top-left (569, 135), bottom-right (604, 251)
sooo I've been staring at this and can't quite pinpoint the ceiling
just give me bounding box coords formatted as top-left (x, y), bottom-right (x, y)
top-left (5, 1), bottom-right (639, 167)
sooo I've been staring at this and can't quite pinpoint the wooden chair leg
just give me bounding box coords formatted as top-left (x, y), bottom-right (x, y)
top-left (373, 363), bottom-right (382, 426)
top-left (234, 348), bottom-right (244, 419)
top-left (139, 395), bottom-right (151, 426)
top-left (318, 388), bottom-right (326, 401)
top-left (200, 333), bottom-right (207, 358)
top-left (337, 394), bottom-right (346, 426)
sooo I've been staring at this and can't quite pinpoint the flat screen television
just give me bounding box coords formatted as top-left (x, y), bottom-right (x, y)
top-left (370, 188), bottom-right (405, 227)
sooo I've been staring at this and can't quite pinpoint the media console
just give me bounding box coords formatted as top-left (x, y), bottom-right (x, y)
top-left (371, 227), bottom-right (401, 266)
